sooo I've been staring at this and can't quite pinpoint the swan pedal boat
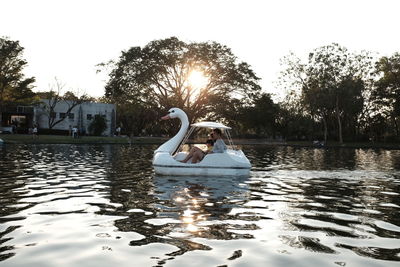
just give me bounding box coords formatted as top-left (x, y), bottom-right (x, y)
top-left (153, 108), bottom-right (251, 176)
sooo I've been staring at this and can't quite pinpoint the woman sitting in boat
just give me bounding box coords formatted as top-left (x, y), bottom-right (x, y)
top-left (180, 139), bottom-right (213, 163)
top-left (181, 128), bottom-right (227, 163)
top-left (210, 128), bottom-right (227, 153)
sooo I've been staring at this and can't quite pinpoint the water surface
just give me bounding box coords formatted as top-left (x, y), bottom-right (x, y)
top-left (0, 144), bottom-right (399, 266)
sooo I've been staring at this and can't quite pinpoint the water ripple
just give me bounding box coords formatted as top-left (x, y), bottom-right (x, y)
top-left (0, 145), bottom-right (399, 266)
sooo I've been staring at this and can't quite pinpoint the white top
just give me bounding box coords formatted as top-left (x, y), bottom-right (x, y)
top-left (212, 139), bottom-right (227, 153)
top-left (191, 121), bottom-right (231, 129)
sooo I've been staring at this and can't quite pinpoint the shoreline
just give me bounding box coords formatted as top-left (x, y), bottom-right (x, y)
top-left (1, 134), bottom-right (399, 150)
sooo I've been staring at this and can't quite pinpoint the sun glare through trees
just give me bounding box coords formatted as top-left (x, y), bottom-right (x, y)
top-left (187, 70), bottom-right (208, 90)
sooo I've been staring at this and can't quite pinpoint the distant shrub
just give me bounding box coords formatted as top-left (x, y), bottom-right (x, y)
top-left (384, 135), bottom-right (399, 143)
top-left (88, 115), bottom-right (107, 136)
top-left (37, 128), bottom-right (69, 135)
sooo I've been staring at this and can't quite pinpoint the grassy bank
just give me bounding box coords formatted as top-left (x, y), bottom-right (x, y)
top-left (285, 140), bottom-right (400, 150)
top-left (0, 134), bottom-right (130, 144)
top-left (1, 134), bottom-right (399, 149)
top-left (0, 134), bottom-right (172, 145)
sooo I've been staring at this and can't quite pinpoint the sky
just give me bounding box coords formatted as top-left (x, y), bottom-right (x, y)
top-left (1, 0), bottom-right (400, 100)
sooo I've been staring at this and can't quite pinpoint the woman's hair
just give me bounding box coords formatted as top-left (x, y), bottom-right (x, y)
top-left (212, 128), bottom-right (222, 136)
top-left (206, 139), bottom-right (214, 145)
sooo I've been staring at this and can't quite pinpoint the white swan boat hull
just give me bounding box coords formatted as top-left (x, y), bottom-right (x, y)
top-left (153, 149), bottom-right (251, 176)
top-left (152, 107), bottom-right (252, 177)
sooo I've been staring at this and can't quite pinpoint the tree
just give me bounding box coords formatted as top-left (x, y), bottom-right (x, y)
top-left (365, 113), bottom-right (387, 142)
top-left (0, 37), bottom-right (36, 126)
top-left (116, 101), bottom-right (159, 136)
top-left (88, 114), bottom-right (107, 136)
top-left (237, 93), bottom-right (279, 137)
top-left (280, 44), bottom-right (372, 143)
top-left (276, 92), bottom-right (317, 141)
top-left (100, 37), bottom-right (261, 125)
top-left (372, 53), bottom-right (400, 140)
top-left (37, 79), bottom-right (92, 129)
top-left (336, 77), bottom-right (365, 140)
top-left (279, 51), bottom-right (331, 142)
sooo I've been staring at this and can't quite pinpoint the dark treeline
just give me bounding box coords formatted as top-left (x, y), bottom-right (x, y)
top-left (100, 38), bottom-right (399, 143)
top-left (278, 44), bottom-right (399, 143)
top-left (2, 36), bottom-right (399, 143)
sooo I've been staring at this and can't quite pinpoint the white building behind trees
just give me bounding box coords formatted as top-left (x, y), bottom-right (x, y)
top-left (35, 100), bottom-right (116, 136)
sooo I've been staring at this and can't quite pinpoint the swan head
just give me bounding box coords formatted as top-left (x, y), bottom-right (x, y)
top-left (161, 108), bottom-right (186, 120)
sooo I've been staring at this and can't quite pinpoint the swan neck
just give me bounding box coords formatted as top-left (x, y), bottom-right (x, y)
top-left (155, 114), bottom-right (189, 154)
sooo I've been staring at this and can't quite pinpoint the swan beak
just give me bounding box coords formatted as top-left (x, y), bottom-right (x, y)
top-left (161, 115), bottom-right (170, 120)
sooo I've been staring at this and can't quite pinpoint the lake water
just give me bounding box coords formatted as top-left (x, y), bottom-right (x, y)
top-left (0, 144), bottom-right (399, 267)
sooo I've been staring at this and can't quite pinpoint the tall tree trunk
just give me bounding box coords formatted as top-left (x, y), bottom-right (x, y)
top-left (393, 116), bottom-right (399, 140)
top-left (0, 97), bottom-right (3, 127)
top-left (336, 96), bottom-right (343, 144)
top-left (337, 112), bottom-right (343, 144)
top-left (322, 116), bottom-right (328, 144)
top-left (48, 117), bottom-right (54, 129)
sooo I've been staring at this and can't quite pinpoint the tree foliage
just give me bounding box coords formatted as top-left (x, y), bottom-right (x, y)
top-left (0, 37), bottom-right (36, 126)
top-left (101, 37), bottom-right (261, 127)
top-left (116, 101), bottom-right (159, 136)
top-left (237, 93), bottom-right (279, 137)
top-left (372, 53), bottom-right (400, 139)
top-left (37, 79), bottom-right (93, 129)
top-left (280, 43), bottom-right (372, 143)
top-left (88, 115), bottom-right (107, 136)
top-left (274, 92), bottom-right (317, 141)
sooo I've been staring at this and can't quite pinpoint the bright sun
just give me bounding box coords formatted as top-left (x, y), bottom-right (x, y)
top-left (187, 70), bottom-right (208, 89)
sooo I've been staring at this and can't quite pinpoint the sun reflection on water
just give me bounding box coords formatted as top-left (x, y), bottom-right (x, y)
top-left (1, 145), bottom-right (400, 266)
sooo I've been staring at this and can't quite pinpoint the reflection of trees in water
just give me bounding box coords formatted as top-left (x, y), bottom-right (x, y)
top-left (265, 172), bottom-right (400, 260)
top-left (0, 144), bottom-right (158, 263)
top-left (0, 145), bottom-right (35, 261)
top-left (246, 145), bottom-right (400, 260)
top-left (335, 243), bottom-right (400, 261)
top-left (100, 145), bottom-right (157, 213)
top-left (247, 145), bottom-right (339, 170)
top-left (107, 174), bottom-right (253, 265)
top-left (2, 144), bottom-right (400, 264)
top-left (0, 144), bottom-right (117, 262)
top-left (279, 235), bottom-right (337, 254)
top-left (248, 145), bottom-right (400, 171)
top-left (354, 148), bottom-right (400, 170)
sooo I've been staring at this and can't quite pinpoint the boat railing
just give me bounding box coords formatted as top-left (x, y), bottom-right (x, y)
top-left (173, 126), bottom-right (195, 155)
top-left (174, 127), bottom-right (238, 155)
top-left (225, 129), bottom-right (237, 150)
